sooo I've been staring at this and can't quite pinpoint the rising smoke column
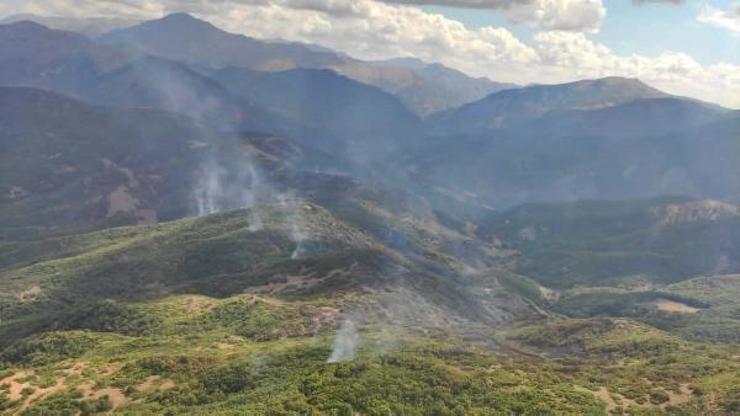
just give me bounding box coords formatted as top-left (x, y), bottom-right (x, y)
top-left (245, 162), bottom-right (264, 231)
top-left (327, 319), bottom-right (359, 363)
top-left (274, 193), bottom-right (310, 259)
top-left (194, 162), bottom-right (224, 217)
top-left (192, 149), bottom-right (266, 232)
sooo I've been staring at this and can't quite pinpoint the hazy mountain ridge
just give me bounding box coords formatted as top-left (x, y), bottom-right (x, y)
top-left (427, 76), bottom-right (680, 135)
top-left (99, 13), bottom-right (347, 71)
top-left (334, 57), bottom-right (516, 116)
top-left (96, 13), bottom-right (513, 115)
top-left (414, 86), bottom-right (736, 209)
top-left (0, 86), bottom-right (209, 238)
top-left (212, 66), bottom-right (422, 158)
top-left (479, 197), bottom-right (740, 288)
top-left (0, 14), bottom-right (140, 36)
top-left (0, 21), bottom-right (92, 86)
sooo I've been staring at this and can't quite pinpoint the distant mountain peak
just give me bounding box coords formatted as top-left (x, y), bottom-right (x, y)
top-left (161, 12), bottom-right (198, 20)
top-left (571, 76), bottom-right (659, 91)
top-left (0, 14), bottom-right (141, 36)
top-left (589, 75), bottom-right (642, 84)
top-left (1, 19), bottom-right (54, 33)
top-left (0, 19), bottom-right (93, 42)
top-left (479, 75), bottom-right (668, 109)
top-left (158, 12), bottom-right (208, 25)
top-left (523, 76), bottom-right (664, 96)
top-left (99, 13), bottom-right (345, 71)
top-left (425, 74), bottom-right (693, 135)
top-left (377, 57), bottom-right (429, 70)
top-left (138, 12), bottom-right (220, 34)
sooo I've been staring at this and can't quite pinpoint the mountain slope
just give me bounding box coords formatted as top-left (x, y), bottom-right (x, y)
top-left (85, 56), bottom-right (280, 131)
top-left (0, 198), bottom-right (538, 346)
top-left (213, 66), bottom-right (422, 158)
top-left (479, 197), bottom-right (740, 288)
top-left (0, 21), bottom-right (92, 86)
top-left (0, 20), bottom-right (423, 164)
top-left (414, 103), bottom-right (737, 209)
top-left (333, 58), bottom-right (515, 116)
top-left (0, 14), bottom-right (140, 36)
top-left (427, 76), bottom-right (673, 135)
top-left (532, 97), bottom-right (726, 139)
top-left (1, 203), bottom-right (739, 415)
top-left (99, 14), bottom-right (513, 116)
top-left (0, 87), bottom-right (212, 238)
top-left (0, 19), bottom-right (149, 97)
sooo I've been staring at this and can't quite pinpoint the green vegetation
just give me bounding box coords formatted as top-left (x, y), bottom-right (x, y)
top-left (2, 201), bottom-right (739, 414)
top-left (482, 198), bottom-right (740, 288)
top-left (0, 332), bottom-right (98, 367)
top-left (549, 277), bottom-right (740, 344)
top-left (0, 290), bottom-right (737, 415)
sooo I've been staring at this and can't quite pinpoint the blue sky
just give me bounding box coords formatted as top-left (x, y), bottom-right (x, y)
top-left (424, 1), bottom-right (740, 66)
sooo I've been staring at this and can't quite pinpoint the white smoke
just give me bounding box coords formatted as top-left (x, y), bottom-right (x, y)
top-left (291, 238), bottom-right (308, 259)
top-left (193, 155), bottom-right (320, 255)
top-left (193, 155), bottom-right (265, 232)
top-left (245, 163), bottom-right (264, 231)
top-left (327, 319), bottom-right (359, 363)
top-left (275, 194), bottom-right (310, 259)
top-left (194, 163), bottom-right (225, 217)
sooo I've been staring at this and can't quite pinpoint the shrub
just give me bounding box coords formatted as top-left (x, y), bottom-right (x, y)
top-left (60, 300), bottom-right (160, 336)
top-left (0, 332), bottom-right (96, 366)
top-left (200, 364), bottom-right (253, 394)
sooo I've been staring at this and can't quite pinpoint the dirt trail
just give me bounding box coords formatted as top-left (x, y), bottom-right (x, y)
top-left (79, 383), bottom-right (128, 409)
top-left (1, 371), bottom-right (33, 401)
top-left (135, 375), bottom-right (174, 393)
top-left (595, 387), bottom-right (619, 413)
top-left (0, 370), bottom-right (66, 410)
top-left (575, 383), bottom-right (694, 414)
top-left (575, 385), bottom-right (618, 413)
top-left (664, 384), bottom-right (693, 409)
top-left (654, 300), bottom-right (699, 313)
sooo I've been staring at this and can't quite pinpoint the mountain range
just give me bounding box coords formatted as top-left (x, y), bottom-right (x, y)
top-left (99, 13), bottom-right (514, 116)
top-left (0, 14), bottom-right (140, 36)
top-left (1, 12), bottom-right (739, 415)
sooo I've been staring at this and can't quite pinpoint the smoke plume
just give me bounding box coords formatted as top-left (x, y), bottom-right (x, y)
top-left (327, 319), bottom-right (359, 363)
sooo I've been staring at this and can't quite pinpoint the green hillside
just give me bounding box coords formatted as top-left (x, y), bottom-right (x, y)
top-left (481, 198), bottom-right (740, 288)
top-left (1, 206), bottom-right (739, 415)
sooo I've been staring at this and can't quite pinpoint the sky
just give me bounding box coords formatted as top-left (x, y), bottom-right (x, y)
top-left (1, 0), bottom-right (739, 108)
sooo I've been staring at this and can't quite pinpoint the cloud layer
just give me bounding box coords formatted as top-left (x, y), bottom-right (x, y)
top-left (633, 0), bottom-right (685, 4)
top-left (378, 0), bottom-right (605, 32)
top-left (0, 0), bottom-right (738, 108)
top-left (698, 3), bottom-right (740, 34)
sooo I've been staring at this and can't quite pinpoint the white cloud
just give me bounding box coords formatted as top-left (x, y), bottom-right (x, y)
top-left (211, 0), bottom-right (540, 72)
top-left (531, 31), bottom-right (738, 104)
top-left (0, 0), bottom-right (605, 32)
top-left (505, 0), bottom-right (605, 32)
top-left (378, 0), bottom-right (605, 32)
top-left (698, 3), bottom-right (740, 34)
top-left (0, 0), bottom-right (738, 108)
top-left (633, 0), bottom-right (684, 4)
top-left (374, 0), bottom-right (534, 7)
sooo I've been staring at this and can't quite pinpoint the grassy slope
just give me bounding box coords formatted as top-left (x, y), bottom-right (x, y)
top-left (0, 204), bottom-right (389, 343)
top-left (481, 198), bottom-right (740, 288)
top-left (1, 290), bottom-right (738, 415)
top-left (546, 275), bottom-right (740, 344)
top-left (2, 202), bottom-right (740, 414)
